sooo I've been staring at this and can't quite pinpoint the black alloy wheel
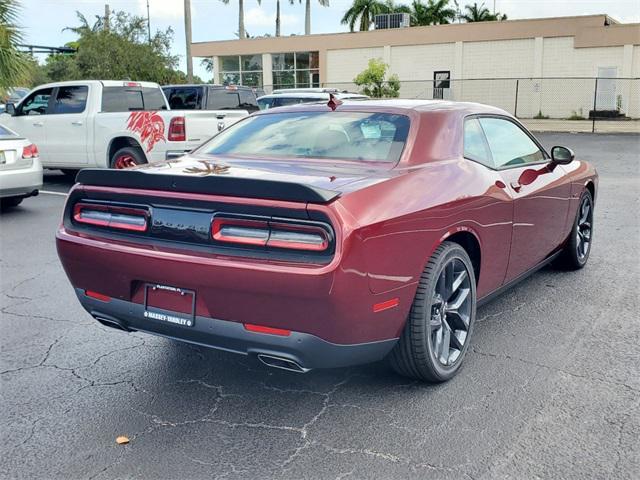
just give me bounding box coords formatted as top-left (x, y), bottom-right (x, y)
top-left (389, 241), bottom-right (477, 382)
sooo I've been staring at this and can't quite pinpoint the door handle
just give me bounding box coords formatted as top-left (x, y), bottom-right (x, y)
top-left (510, 182), bottom-right (522, 192)
top-left (32, 122), bottom-right (43, 127)
top-left (71, 121), bottom-right (83, 126)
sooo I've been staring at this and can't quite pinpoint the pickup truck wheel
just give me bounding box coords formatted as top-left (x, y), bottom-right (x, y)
top-left (110, 147), bottom-right (146, 169)
top-left (1, 196), bottom-right (23, 209)
top-left (389, 242), bottom-right (477, 382)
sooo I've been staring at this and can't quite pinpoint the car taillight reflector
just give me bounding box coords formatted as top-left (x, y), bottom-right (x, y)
top-left (22, 144), bottom-right (39, 159)
top-left (244, 323), bottom-right (291, 336)
top-left (211, 218), bottom-right (330, 251)
top-left (73, 203), bottom-right (148, 232)
top-left (85, 290), bottom-right (111, 302)
top-left (168, 116), bottom-right (186, 141)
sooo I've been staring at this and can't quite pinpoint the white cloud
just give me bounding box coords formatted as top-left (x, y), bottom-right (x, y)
top-left (136, 0), bottom-right (191, 21)
top-left (244, 6), bottom-right (299, 28)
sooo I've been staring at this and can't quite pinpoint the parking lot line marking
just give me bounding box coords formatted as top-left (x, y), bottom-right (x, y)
top-left (40, 190), bottom-right (68, 197)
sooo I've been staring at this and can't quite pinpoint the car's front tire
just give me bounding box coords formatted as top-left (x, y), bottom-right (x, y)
top-left (389, 241), bottom-right (477, 382)
top-left (556, 189), bottom-right (594, 270)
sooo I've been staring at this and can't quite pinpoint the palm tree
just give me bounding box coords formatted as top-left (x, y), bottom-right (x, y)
top-left (341, 0), bottom-right (389, 32)
top-left (410, 0), bottom-right (455, 25)
top-left (219, 0), bottom-right (261, 39)
top-left (461, 2), bottom-right (506, 22)
top-left (293, 0), bottom-right (330, 35)
top-left (0, 0), bottom-right (31, 95)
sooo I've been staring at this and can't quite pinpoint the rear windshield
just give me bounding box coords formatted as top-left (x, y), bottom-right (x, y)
top-left (101, 86), bottom-right (167, 112)
top-left (163, 86), bottom-right (202, 110)
top-left (207, 88), bottom-right (258, 111)
top-left (0, 125), bottom-right (16, 137)
top-left (197, 111), bottom-right (411, 163)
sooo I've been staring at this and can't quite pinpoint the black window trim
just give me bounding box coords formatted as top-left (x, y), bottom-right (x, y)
top-left (50, 85), bottom-right (89, 115)
top-left (17, 86), bottom-right (55, 116)
top-left (463, 113), bottom-right (550, 172)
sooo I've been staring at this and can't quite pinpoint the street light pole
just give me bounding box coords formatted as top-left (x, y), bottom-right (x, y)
top-left (184, 0), bottom-right (193, 83)
top-left (146, 0), bottom-right (151, 43)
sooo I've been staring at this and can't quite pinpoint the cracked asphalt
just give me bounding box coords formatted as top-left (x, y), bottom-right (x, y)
top-left (1, 133), bottom-right (639, 479)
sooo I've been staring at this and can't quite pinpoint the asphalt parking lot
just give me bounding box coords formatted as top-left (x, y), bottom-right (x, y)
top-left (1, 133), bottom-right (639, 479)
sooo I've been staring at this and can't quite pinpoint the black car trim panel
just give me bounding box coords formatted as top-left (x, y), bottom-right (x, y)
top-left (76, 169), bottom-right (341, 203)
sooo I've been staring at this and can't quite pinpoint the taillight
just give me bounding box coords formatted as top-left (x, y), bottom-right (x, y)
top-left (211, 217), bottom-right (330, 252)
top-left (22, 144), bottom-right (39, 159)
top-left (73, 203), bottom-right (149, 232)
top-left (168, 116), bottom-right (186, 141)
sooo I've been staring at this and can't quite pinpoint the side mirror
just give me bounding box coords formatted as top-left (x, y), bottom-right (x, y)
top-left (6, 103), bottom-right (16, 116)
top-left (551, 146), bottom-right (574, 165)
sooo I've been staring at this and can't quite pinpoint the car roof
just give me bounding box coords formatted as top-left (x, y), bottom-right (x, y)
top-left (27, 80), bottom-right (160, 90)
top-left (258, 92), bottom-right (368, 100)
top-left (163, 84), bottom-right (254, 90)
top-left (254, 98), bottom-right (509, 116)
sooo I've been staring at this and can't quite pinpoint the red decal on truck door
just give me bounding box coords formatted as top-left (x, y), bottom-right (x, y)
top-left (126, 111), bottom-right (166, 152)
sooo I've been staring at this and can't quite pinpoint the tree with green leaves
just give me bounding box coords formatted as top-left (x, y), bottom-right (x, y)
top-left (411, 0), bottom-right (456, 25)
top-left (219, 0), bottom-right (261, 39)
top-left (341, 0), bottom-right (390, 32)
top-left (0, 0), bottom-right (32, 96)
top-left (354, 58), bottom-right (400, 98)
top-left (461, 2), bottom-right (506, 22)
top-left (40, 10), bottom-right (188, 84)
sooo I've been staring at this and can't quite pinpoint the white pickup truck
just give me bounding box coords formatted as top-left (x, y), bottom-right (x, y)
top-left (1, 80), bottom-right (249, 172)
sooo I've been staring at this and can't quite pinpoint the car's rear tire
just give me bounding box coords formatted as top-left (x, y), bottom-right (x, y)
top-left (389, 241), bottom-right (477, 382)
top-left (110, 147), bottom-right (146, 169)
top-left (60, 169), bottom-right (78, 180)
top-left (556, 189), bottom-right (594, 270)
top-left (1, 196), bottom-right (23, 209)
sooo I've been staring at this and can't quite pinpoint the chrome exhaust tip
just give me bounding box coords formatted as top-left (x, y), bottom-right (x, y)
top-left (94, 315), bottom-right (130, 332)
top-left (257, 354), bottom-right (310, 373)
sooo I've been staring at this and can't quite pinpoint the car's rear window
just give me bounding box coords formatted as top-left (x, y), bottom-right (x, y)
top-left (198, 111), bottom-right (411, 163)
top-left (207, 88), bottom-right (258, 111)
top-left (101, 87), bottom-right (167, 112)
top-left (0, 125), bottom-right (17, 138)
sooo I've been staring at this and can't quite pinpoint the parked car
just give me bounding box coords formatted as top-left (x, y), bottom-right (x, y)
top-left (0, 123), bottom-right (42, 208)
top-left (56, 99), bottom-right (597, 382)
top-left (257, 91), bottom-right (368, 110)
top-left (1, 80), bottom-right (248, 174)
top-left (162, 84), bottom-right (259, 113)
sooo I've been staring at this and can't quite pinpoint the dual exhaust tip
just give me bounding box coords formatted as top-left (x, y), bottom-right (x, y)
top-left (257, 354), bottom-right (310, 373)
top-left (94, 314), bottom-right (310, 374)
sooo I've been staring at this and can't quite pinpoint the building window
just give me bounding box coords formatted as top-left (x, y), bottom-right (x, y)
top-left (220, 54), bottom-right (263, 87)
top-left (272, 51), bottom-right (319, 89)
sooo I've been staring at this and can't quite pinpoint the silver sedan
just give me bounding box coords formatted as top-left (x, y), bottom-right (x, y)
top-left (0, 124), bottom-right (43, 209)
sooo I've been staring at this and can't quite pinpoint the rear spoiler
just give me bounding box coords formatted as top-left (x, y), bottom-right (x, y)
top-left (75, 169), bottom-right (340, 204)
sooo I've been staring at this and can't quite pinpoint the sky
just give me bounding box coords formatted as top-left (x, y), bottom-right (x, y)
top-left (19, 0), bottom-right (640, 79)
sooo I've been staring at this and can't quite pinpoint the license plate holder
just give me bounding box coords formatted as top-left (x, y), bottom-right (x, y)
top-left (143, 284), bottom-right (196, 328)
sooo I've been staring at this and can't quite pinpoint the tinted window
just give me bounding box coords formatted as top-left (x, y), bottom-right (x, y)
top-left (257, 98), bottom-right (272, 110)
top-left (164, 87), bottom-right (202, 110)
top-left (52, 86), bottom-right (88, 114)
top-left (20, 88), bottom-right (53, 116)
top-left (273, 96), bottom-right (324, 107)
top-left (207, 89), bottom-right (240, 110)
top-left (142, 88), bottom-right (168, 110)
top-left (463, 118), bottom-right (492, 167)
top-left (102, 87), bottom-right (166, 112)
top-left (238, 89), bottom-right (258, 111)
top-left (197, 112), bottom-right (411, 163)
top-left (479, 118), bottom-right (545, 168)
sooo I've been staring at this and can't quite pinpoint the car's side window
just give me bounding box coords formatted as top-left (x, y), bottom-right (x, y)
top-left (52, 86), bottom-right (88, 114)
top-left (463, 117), bottom-right (493, 168)
top-left (479, 117), bottom-right (545, 168)
top-left (19, 88), bottom-right (53, 116)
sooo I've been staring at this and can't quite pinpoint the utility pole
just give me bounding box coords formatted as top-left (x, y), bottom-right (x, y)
top-left (184, 0), bottom-right (193, 83)
top-left (146, 0), bottom-right (151, 43)
top-left (104, 4), bottom-right (110, 31)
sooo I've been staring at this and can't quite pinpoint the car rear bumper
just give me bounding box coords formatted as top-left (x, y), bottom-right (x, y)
top-left (76, 288), bottom-right (397, 370)
top-left (0, 158), bottom-right (43, 198)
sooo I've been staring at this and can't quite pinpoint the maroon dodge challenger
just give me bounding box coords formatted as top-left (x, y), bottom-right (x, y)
top-left (56, 99), bottom-right (597, 382)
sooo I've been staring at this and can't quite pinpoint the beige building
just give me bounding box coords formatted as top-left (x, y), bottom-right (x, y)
top-left (192, 15), bottom-right (640, 118)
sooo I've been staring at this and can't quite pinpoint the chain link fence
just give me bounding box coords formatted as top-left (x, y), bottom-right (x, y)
top-left (262, 78), bottom-right (640, 133)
